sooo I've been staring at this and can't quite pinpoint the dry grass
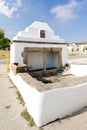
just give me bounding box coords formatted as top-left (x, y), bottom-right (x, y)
top-left (21, 109), bottom-right (35, 127)
top-left (68, 52), bottom-right (87, 56)
top-left (16, 90), bottom-right (25, 106)
top-left (0, 50), bottom-right (10, 59)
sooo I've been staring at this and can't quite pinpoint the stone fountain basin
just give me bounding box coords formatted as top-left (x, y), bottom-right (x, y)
top-left (9, 66), bottom-right (87, 126)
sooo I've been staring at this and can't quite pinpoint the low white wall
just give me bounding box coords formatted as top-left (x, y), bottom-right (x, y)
top-left (9, 71), bottom-right (44, 126)
top-left (9, 71), bottom-right (87, 127)
top-left (71, 64), bottom-right (87, 76)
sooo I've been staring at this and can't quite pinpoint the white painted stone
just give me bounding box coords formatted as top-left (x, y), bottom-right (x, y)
top-left (9, 21), bottom-right (70, 126)
top-left (71, 64), bottom-right (87, 76)
top-left (9, 71), bottom-right (87, 126)
top-left (10, 42), bottom-right (68, 68)
top-left (13, 21), bottom-right (64, 42)
top-left (10, 21), bottom-right (68, 69)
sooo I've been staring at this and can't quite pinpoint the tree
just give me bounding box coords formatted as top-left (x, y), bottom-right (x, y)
top-left (0, 28), bottom-right (4, 39)
top-left (0, 28), bottom-right (10, 50)
top-left (0, 38), bottom-right (10, 50)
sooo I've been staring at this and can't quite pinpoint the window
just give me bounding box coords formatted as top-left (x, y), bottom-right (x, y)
top-left (40, 30), bottom-right (45, 38)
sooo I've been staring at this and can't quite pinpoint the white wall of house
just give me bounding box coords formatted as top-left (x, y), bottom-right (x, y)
top-left (67, 44), bottom-right (87, 52)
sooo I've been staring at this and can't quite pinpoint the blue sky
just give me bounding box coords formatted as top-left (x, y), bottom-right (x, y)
top-left (0, 0), bottom-right (87, 42)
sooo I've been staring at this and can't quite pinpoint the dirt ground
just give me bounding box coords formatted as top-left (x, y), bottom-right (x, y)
top-left (0, 50), bottom-right (10, 59)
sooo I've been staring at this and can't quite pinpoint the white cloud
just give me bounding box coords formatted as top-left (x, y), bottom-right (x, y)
top-left (51, 0), bottom-right (85, 23)
top-left (17, 0), bottom-right (22, 7)
top-left (0, 0), bottom-right (22, 18)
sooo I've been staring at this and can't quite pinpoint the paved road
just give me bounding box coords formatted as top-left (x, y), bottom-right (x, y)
top-left (1, 64), bottom-right (87, 130)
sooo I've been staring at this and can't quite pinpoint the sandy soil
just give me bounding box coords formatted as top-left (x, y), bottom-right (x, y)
top-left (0, 50), bottom-right (10, 59)
top-left (0, 64), bottom-right (39, 130)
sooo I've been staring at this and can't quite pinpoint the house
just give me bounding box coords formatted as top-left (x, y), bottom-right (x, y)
top-left (67, 43), bottom-right (76, 52)
top-left (10, 21), bottom-right (68, 75)
top-left (76, 42), bottom-right (87, 52)
top-left (68, 42), bottom-right (87, 52)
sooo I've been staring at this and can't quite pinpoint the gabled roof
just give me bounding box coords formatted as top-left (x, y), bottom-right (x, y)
top-left (25, 21), bottom-right (53, 32)
top-left (12, 21), bottom-right (65, 43)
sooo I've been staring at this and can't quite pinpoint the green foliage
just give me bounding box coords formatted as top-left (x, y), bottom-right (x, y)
top-left (84, 46), bottom-right (87, 51)
top-left (0, 37), bottom-right (10, 50)
top-left (0, 28), bottom-right (4, 39)
top-left (0, 28), bottom-right (10, 50)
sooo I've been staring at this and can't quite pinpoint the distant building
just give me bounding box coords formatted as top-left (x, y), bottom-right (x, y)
top-left (68, 42), bottom-right (87, 52)
top-left (76, 42), bottom-right (87, 52)
top-left (67, 43), bottom-right (76, 52)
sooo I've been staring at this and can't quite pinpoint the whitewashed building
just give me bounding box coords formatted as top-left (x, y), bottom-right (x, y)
top-left (9, 21), bottom-right (87, 127)
top-left (67, 42), bottom-right (87, 52)
top-left (10, 21), bottom-right (68, 74)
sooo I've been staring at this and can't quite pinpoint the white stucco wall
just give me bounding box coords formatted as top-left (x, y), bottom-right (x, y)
top-left (9, 71), bottom-right (87, 127)
top-left (10, 42), bottom-right (68, 68)
top-left (11, 21), bottom-right (67, 68)
top-left (13, 21), bottom-right (64, 42)
top-left (71, 64), bottom-right (87, 76)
